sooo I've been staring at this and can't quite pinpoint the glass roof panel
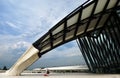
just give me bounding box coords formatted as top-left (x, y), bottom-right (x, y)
top-left (87, 18), bottom-right (99, 32)
top-left (118, 1), bottom-right (120, 6)
top-left (107, 0), bottom-right (117, 9)
top-left (77, 23), bottom-right (87, 36)
top-left (97, 13), bottom-right (110, 28)
top-left (94, 0), bottom-right (107, 14)
top-left (65, 30), bottom-right (75, 40)
top-left (67, 13), bottom-right (79, 27)
top-left (42, 35), bottom-right (50, 42)
top-left (81, 3), bottom-right (95, 20)
top-left (52, 24), bottom-right (64, 35)
top-left (41, 45), bottom-right (51, 53)
top-left (53, 36), bottom-right (63, 46)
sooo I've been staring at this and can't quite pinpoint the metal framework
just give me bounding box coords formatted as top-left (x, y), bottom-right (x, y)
top-left (33, 0), bottom-right (120, 55)
top-left (77, 10), bottom-right (120, 73)
top-left (32, 0), bottom-right (120, 73)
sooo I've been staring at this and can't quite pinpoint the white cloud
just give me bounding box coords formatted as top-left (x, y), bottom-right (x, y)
top-left (4, 0), bottom-right (86, 37)
top-left (5, 21), bottom-right (19, 29)
top-left (11, 41), bottom-right (31, 50)
top-left (0, 40), bottom-right (31, 67)
top-left (0, 45), bottom-right (14, 61)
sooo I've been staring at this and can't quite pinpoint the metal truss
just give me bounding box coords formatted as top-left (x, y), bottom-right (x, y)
top-left (32, 0), bottom-right (120, 73)
top-left (77, 11), bottom-right (120, 73)
top-left (33, 0), bottom-right (120, 56)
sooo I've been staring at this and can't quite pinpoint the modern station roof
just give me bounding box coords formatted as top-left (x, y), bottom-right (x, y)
top-left (33, 0), bottom-right (120, 56)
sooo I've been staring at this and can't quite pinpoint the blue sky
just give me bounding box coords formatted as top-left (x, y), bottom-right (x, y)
top-left (0, 0), bottom-right (87, 69)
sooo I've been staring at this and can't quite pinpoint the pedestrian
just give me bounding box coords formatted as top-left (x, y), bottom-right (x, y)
top-left (44, 69), bottom-right (50, 76)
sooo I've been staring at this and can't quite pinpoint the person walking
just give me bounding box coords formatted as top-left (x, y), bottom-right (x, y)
top-left (44, 69), bottom-right (50, 76)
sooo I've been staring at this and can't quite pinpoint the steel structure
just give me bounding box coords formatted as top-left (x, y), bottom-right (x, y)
top-left (77, 11), bottom-right (120, 73)
top-left (6, 0), bottom-right (120, 75)
top-left (33, 0), bottom-right (120, 73)
top-left (33, 0), bottom-right (120, 57)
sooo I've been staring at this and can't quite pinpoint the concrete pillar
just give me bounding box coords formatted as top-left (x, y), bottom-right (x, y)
top-left (5, 45), bottom-right (39, 76)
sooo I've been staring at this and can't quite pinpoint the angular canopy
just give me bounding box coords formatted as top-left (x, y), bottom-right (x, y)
top-left (33, 0), bottom-right (120, 56)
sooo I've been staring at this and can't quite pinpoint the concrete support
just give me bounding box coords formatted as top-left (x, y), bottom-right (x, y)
top-left (5, 45), bottom-right (39, 76)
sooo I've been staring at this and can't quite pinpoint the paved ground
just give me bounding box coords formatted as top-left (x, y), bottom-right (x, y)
top-left (0, 73), bottom-right (120, 78)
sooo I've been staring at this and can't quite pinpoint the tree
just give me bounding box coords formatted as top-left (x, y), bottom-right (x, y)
top-left (3, 66), bottom-right (7, 70)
